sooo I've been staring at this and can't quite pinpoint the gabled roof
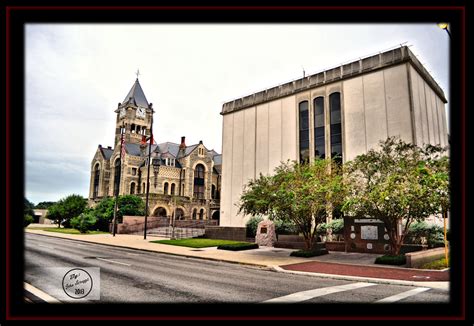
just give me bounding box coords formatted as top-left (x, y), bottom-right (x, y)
top-left (122, 78), bottom-right (149, 108)
top-left (100, 147), bottom-right (114, 160)
top-left (212, 154), bottom-right (222, 165)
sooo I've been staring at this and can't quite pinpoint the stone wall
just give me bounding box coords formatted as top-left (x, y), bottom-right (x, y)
top-left (204, 226), bottom-right (246, 241)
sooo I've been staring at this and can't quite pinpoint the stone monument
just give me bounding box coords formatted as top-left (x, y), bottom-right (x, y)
top-left (255, 220), bottom-right (277, 247)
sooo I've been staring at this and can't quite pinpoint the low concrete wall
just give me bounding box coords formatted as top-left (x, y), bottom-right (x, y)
top-left (326, 241), bottom-right (346, 252)
top-left (405, 247), bottom-right (446, 268)
top-left (204, 226), bottom-right (246, 241)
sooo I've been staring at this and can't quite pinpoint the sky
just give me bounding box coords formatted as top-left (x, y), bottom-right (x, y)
top-left (25, 23), bottom-right (450, 205)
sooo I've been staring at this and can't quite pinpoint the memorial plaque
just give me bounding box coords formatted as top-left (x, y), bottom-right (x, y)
top-left (261, 227), bottom-right (267, 234)
top-left (361, 225), bottom-right (378, 240)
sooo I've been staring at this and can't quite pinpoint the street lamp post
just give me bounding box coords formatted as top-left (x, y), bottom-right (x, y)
top-left (437, 22), bottom-right (451, 39)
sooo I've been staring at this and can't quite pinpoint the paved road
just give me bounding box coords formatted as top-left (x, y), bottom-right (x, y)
top-left (24, 233), bottom-right (449, 303)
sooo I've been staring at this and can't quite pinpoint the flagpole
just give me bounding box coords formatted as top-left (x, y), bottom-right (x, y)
top-left (112, 123), bottom-right (124, 237)
top-left (144, 111), bottom-right (153, 240)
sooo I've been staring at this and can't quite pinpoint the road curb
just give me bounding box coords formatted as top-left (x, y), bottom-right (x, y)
top-left (24, 282), bottom-right (61, 303)
top-left (271, 266), bottom-right (450, 290)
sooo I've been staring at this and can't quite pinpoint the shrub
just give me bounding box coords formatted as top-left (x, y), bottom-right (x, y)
top-left (274, 219), bottom-right (299, 235)
top-left (24, 214), bottom-right (34, 227)
top-left (374, 254), bottom-right (406, 265)
top-left (70, 211), bottom-right (97, 233)
top-left (406, 221), bottom-right (446, 248)
top-left (245, 216), bottom-right (263, 238)
top-left (420, 258), bottom-right (449, 270)
top-left (290, 248), bottom-right (328, 257)
top-left (217, 243), bottom-right (259, 251)
top-left (328, 218), bottom-right (344, 234)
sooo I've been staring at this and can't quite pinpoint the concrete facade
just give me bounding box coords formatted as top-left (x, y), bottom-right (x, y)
top-left (220, 46), bottom-right (448, 227)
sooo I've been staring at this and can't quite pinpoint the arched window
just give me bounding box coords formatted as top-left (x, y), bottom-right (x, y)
top-left (113, 159), bottom-right (121, 195)
top-left (175, 208), bottom-right (184, 220)
top-left (314, 97), bottom-right (326, 159)
top-left (192, 208), bottom-right (197, 220)
top-left (329, 92), bottom-right (343, 163)
top-left (164, 182), bottom-right (169, 195)
top-left (93, 164), bottom-right (100, 198)
top-left (298, 101), bottom-right (309, 163)
top-left (211, 185), bottom-right (216, 199)
top-left (194, 164), bottom-right (205, 199)
top-left (171, 183), bottom-right (176, 195)
top-left (199, 208), bottom-right (204, 220)
top-left (131, 124), bottom-right (136, 133)
top-left (142, 182), bottom-right (146, 193)
top-left (130, 182), bottom-right (135, 195)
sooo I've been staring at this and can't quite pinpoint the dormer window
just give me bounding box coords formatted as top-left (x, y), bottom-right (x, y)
top-left (165, 158), bottom-right (175, 167)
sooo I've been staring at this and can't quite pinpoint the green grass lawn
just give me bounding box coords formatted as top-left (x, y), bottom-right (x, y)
top-left (31, 227), bottom-right (108, 235)
top-left (150, 238), bottom-right (255, 248)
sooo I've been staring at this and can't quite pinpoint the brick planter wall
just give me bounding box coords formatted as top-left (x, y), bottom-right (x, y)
top-left (204, 226), bottom-right (246, 241)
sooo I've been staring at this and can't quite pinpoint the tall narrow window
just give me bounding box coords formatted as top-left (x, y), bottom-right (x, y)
top-left (299, 101), bottom-right (309, 163)
top-left (329, 92), bottom-right (343, 163)
top-left (211, 185), bottom-right (216, 199)
top-left (130, 182), bottom-right (135, 195)
top-left (93, 164), bottom-right (100, 198)
top-left (113, 159), bottom-right (121, 196)
top-left (199, 209), bottom-right (204, 220)
top-left (164, 182), bottom-right (169, 195)
top-left (171, 183), bottom-right (176, 195)
top-left (194, 164), bottom-right (205, 199)
top-left (313, 97), bottom-right (326, 159)
top-left (192, 209), bottom-right (197, 220)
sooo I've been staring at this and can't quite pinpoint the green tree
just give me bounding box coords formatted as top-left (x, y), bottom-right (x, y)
top-left (239, 159), bottom-right (345, 250)
top-left (46, 203), bottom-right (63, 228)
top-left (91, 195), bottom-right (145, 231)
top-left (45, 194), bottom-right (87, 228)
top-left (24, 198), bottom-right (35, 226)
top-left (70, 209), bottom-right (97, 233)
top-left (342, 137), bottom-right (449, 255)
top-left (35, 201), bottom-right (56, 209)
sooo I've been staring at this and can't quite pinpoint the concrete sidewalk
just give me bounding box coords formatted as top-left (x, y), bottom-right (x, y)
top-left (24, 228), bottom-right (449, 289)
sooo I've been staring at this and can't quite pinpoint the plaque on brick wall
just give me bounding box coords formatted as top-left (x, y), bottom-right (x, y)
top-left (361, 225), bottom-right (378, 240)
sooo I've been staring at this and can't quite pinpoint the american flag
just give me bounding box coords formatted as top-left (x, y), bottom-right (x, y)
top-left (121, 134), bottom-right (126, 158)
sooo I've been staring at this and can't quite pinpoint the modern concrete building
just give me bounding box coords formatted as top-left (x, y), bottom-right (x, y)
top-left (220, 45), bottom-right (448, 227)
top-left (89, 78), bottom-right (222, 221)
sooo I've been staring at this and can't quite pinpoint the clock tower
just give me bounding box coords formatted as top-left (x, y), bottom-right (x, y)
top-left (114, 78), bottom-right (154, 146)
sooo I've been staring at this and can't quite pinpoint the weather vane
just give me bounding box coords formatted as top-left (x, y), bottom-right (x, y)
top-left (135, 69), bottom-right (140, 79)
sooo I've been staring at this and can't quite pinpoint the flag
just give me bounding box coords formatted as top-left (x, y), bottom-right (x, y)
top-left (121, 134), bottom-right (126, 158)
top-left (146, 134), bottom-right (154, 145)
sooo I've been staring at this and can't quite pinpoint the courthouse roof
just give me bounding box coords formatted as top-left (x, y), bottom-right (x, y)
top-left (122, 78), bottom-right (149, 108)
top-left (221, 45), bottom-right (447, 115)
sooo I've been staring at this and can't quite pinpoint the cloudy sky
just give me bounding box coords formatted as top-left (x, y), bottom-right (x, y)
top-left (25, 23), bottom-right (450, 205)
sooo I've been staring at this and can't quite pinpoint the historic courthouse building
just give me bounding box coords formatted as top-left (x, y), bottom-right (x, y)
top-left (220, 45), bottom-right (449, 227)
top-left (88, 79), bottom-right (222, 221)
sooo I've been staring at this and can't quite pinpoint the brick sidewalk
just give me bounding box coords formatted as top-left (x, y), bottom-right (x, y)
top-left (281, 261), bottom-right (449, 282)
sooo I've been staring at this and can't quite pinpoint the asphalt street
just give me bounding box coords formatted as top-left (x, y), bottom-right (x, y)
top-left (24, 233), bottom-right (449, 304)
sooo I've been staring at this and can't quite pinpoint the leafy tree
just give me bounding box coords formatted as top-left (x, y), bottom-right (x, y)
top-left (70, 209), bottom-right (97, 233)
top-left (35, 201), bottom-right (56, 209)
top-left (91, 195), bottom-right (145, 231)
top-left (46, 203), bottom-right (63, 228)
top-left (24, 198), bottom-right (35, 226)
top-left (24, 214), bottom-right (34, 227)
top-left (245, 216), bottom-right (263, 238)
top-left (342, 137), bottom-right (449, 255)
top-left (92, 197), bottom-right (115, 231)
top-left (239, 159), bottom-right (345, 250)
top-left (118, 195), bottom-right (145, 220)
top-left (45, 194), bottom-right (87, 228)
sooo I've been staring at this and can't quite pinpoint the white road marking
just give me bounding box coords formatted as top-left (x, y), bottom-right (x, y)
top-left (263, 282), bottom-right (376, 303)
top-left (24, 282), bottom-right (61, 303)
top-left (376, 287), bottom-right (430, 303)
top-left (96, 257), bottom-right (131, 266)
